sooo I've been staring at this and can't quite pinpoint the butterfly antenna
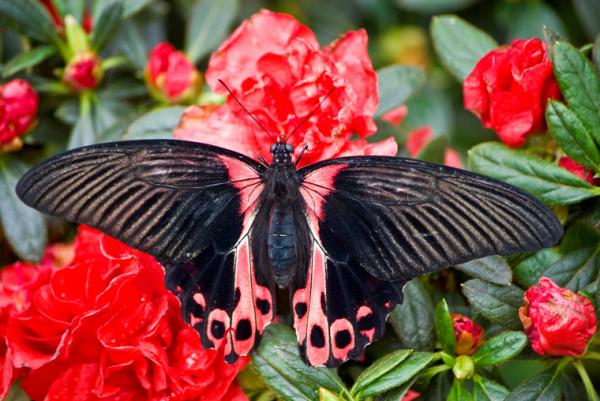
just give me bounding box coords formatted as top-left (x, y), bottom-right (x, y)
top-left (284, 86), bottom-right (336, 141)
top-left (218, 79), bottom-right (275, 141)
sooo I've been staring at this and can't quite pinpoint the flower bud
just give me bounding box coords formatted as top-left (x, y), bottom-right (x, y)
top-left (452, 355), bottom-right (475, 379)
top-left (63, 51), bottom-right (103, 91)
top-left (0, 79), bottom-right (39, 145)
top-left (145, 42), bottom-right (203, 105)
top-left (451, 314), bottom-right (484, 355)
top-left (519, 277), bottom-right (597, 356)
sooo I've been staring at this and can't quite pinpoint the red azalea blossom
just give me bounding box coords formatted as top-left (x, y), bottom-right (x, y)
top-left (63, 51), bottom-right (103, 91)
top-left (1, 226), bottom-right (247, 401)
top-left (145, 43), bottom-right (203, 104)
top-left (558, 157), bottom-right (599, 185)
top-left (463, 38), bottom-right (561, 147)
top-left (174, 9), bottom-right (397, 167)
top-left (402, 390), bottom-right (420, 401)
top-left (451, 314), bottom-right (484, 355)
top-left (519, 277), bottom-right (597, 356)
top-left (0, 79), bottom-right (39, 144)
top-left (381, 104), bottom-right (408, 127)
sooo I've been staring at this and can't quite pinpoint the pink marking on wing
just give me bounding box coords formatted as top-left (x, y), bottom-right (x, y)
top-left (228, 237), bottom-right (274, 357)
top-left (190, 314), bottom-right (202, 327)
top-left (218, 155), bottom-right (263, 231)
top-left (357, 305), bottom-right (375, 342)
top-left (331, 318), bottom-right (355, 360)
top-left (193, 292), bottom-right (206, 308)
top-left (301, 164), bottom-right (347, 220)
top-left (207, 308), bottom-right (229, 349)
top-left (305, 245), bottom-right (330, 366)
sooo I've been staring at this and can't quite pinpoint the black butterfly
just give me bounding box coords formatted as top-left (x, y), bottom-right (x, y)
top-left (16, 138), bottom-right (562, 367)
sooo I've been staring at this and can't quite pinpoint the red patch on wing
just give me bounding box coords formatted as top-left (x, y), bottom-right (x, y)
top-left (219, 156), bottom-right (264, 226)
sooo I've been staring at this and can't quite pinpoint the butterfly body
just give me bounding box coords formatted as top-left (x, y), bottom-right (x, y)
top-left (16, 139), bottom-right (562, 367)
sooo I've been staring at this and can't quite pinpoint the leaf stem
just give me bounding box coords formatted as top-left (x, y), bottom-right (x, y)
top-left (573, 359), bottom-right (599, 401)
top-left (584, 351), bottom-right (600, 362)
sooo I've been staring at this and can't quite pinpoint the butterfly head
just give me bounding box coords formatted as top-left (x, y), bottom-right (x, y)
top-left (270, 142), bottom-right (294, 166)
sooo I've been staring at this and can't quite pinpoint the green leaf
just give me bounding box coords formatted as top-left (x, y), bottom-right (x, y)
top-left (185, 0), bottom-right (239, 64)
top-left (2, 45), bottom-right (56, 78)
top-left (123, 0), bottom-right (154, 18)
top-left (513, 248), bottom-right (562, 288)
top-left (379, 378), bottom-right (417, 401)
top-left (318, 388), bottom-right (343, 401)
top-left (455, 256), bottom-right (512, 286)
top-left (91, 0), bottom-right (123, 51)
top-left (542, 246), bottom-right (600, 291)
top-left (461, 279), bottom-right (523, 330)
top-left (116, 20), bottom-right (149, 70)
top-left (430, 15), bottom-right (498, 81)
top-left (375, 65), bottom-right (425, 117)
top-left (468, 142), bottom-right (600, 205)
top-left (251, 324), bottom-right (347, 401)
top-left (473, 331), bottom-right (527, 366)
top-left (68, 94), bottom-right (95, 149)
top-left (125, 107), bottom-right (185, 140)
top-left (560, 220), bottom-right (600, 253)
top-left (351, 349), bottom-right (412, 396)
top-left (4, 384), bottom-right (29, 401)
top-left (448, 379), bottom-right (473, 401)
top-left (594, 34), bottom-right (600, 75)
top-left (353, 352), bottom-right (434, 399)
top-left (553, 41), bottom-right (600, 147)
top-left (434, 299), bottom-right (456, 355)
top-left (417, 135), bottom-right (448, 164)
top-left (0, 156), bottom-right (47, 261)
top-left (53, 0), bottom-right (85, 23)
top-left (543, 26), bottom-right (566, 58)
top-left (506, 371), bottom-right (561, 401)
top-left (0, 0), bottom-right (59, 44)
top-left (546, 100), bottom-right (600, 171)
top-left (421, 371), bottom-right (452, 401)
top-left (473, 377), bottom-right (509, 401)
top-left (573, 0), bottom-right (600, 38)
top-left (64, 15), bottom-right (89, 53)
top-left (389, 279), bottom-right (435, 351)
top-left (395, 0), bottom-right (480, 14)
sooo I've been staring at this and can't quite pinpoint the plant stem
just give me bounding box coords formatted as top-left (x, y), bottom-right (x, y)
top-left (574, 360), bottom-right (599, 401)
top-left (584, 351), bottom-right (600, 362)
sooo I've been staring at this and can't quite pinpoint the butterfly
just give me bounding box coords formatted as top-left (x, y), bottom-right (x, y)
top-left (16, 135), bottom-right (562, 367)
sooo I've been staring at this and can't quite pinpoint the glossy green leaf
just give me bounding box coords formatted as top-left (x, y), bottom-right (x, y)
top-left (375, 65), bottom-right (425, 117)
top-left (2, 45), bottom-right (56, 78)
top-left (506, 371), bottom-right (561, 401)
top-left (542, 245), bottom-right (600, 291)
top-left (430, 15), bottom-right (497, 81)
top-left (389, 279), bottom-right (435, 351)
top-left (553, 41), bottom-right (600, 146)
top-left (473, 331), bottom-right (527, 366)
top-left (497, 1), bottom-right (565, 40)
top-left (461, 279), bottom-right (523, 330)
top-left (0, 0), bottom-right (59, 44)
top-left (469, 142), bottom-right (600, 205)
top-left (448, 379), bottom-right (473, 401)
top-left (473, 377), bottom-right (510, 401)
top-left (455, 256), bottom-right (512, 286)
top-left (546, 100), bottom-right (600, 171)
top-left (513, 248), bottom-right (562, 288)
top-left (125, 107), bottom-right (185, 140)
top-left (185, 0), bottom-right (239, 64)
top-left (68, 94), bottom-right (95, 149)
top-left (434, 299), bottom-right (456, 355)
top-left (91, 0), bottom-right (123, 51)
top-left (351, 349), bottom-right (412, 396)
top-left (0, 156), bottom-right (47, 261)
top-left (355, 352), bottom-right (434, 399)
top-left (379, 378), bottom-right (417, 401)
top-left (251, 324), bottom-right (347, 401)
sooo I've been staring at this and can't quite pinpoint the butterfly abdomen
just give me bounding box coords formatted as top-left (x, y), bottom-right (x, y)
top-left (268, 202), bottom-right (296, 287)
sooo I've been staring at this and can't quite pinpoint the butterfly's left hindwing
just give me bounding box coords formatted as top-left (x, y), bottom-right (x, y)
top-left (16, 140), bottom-right (275, 362)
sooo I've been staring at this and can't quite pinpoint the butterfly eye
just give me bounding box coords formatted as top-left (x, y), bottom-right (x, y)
top-left (285, 143), bottom-right (294, 152)
top-left (270, 144), bottom-right (277, 153)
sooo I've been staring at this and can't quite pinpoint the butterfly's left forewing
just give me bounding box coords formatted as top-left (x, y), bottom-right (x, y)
top-left (17, 140), bottom-right (275, 362)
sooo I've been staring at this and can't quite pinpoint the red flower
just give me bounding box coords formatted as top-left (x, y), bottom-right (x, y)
top-left (519, 277), bottom-right (597, 356)
top-left (0, 79), bottom-right (39, 144)
top-left (451, 314), bottom-right (484, 355)
top-left (558, 157), bottom-right (599, 185)
top-left (3, 226), bottom-right (248, 400)
top-left (464, 38), bottom-right (561, 147)
top-left (63, 51), bottom-right (103, 91)
top-left (40, 0), bottom-right (93, 33)
top-left (402, 390), bottom-right (420, 401)
top-left (405, 126), bottom-right (463, 168)
top-left (174, 9), bottom-right (396, 167)
top-left (381, 105), bottom-right (408, 127)
top-left (145, 43), bottom-right (203, 104)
